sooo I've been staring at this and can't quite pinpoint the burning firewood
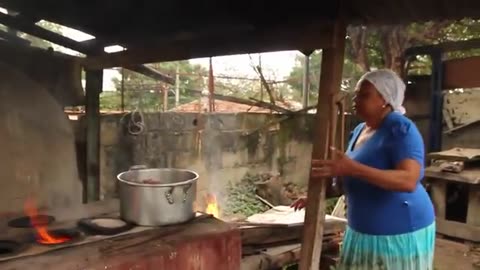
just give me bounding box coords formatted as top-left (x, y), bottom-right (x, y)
top-left (24, 198), bottom-right (73, 245)
top-left (204, 194), bottom-right (220, 218)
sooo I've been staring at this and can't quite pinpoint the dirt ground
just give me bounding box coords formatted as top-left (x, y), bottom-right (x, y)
top-left (434, 238), bottom-right (480, 270)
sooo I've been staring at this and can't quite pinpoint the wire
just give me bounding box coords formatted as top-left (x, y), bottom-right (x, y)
top-left (119, 105), bottom-right (146, 136)
top-left (127, 108), bottom-right (145, 135)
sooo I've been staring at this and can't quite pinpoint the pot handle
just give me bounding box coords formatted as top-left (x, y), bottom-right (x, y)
top-left (164, 184), bottom-right (193, 204)
top-left (182, 183), bottom-right (193, 203)
top-left (129, 165), bottom-right (148, 171)
top-left (165, 187), bottom-right (175, 204)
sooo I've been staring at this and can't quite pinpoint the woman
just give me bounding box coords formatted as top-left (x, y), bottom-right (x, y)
top-left (292, 69), bottom-right (435, 269)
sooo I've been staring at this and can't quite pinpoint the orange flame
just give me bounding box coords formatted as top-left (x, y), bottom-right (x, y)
top-left (205, 194), bottom-right (219, 218)
top-left (24, 198), bottom-right (70, 244)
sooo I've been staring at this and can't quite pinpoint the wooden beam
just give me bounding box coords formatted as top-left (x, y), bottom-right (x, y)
top-left (299, 20), bottom-right (346, 270)
top-left (82, 22), bottom-right (334, 69)
top-left (125, 65), bottom-right (175, 85)
top-left (85, 69), bottom-right (103, 202)
top-left (0, 12), bottom-right (96, 54)
top-left (184, 89), bottom-right (292, 113)
top-left (0, 29), bottom-right (30, 46)
top-left (0, 12), bottom-right (175, 85)
top-left (405, 38), bottom-right (480, 56)
top-left (443, 56), bottom-right (480, 89)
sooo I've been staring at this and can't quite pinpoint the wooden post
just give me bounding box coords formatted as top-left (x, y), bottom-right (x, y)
top-left (163, 86), bottom-right (169, 112)
top-left (299, 20), bottom-right (346, 270)
top-left (208, 57), bottom-right (215, 112)
top-left (431, 180), bottom-right (447, 220)
top-left (121, 67), bottom-right (125, 111)
top-left (85, 69), bottom-right (103, 202)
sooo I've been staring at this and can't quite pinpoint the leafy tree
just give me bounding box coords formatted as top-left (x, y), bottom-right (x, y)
top-left (287, 19), bottom-right (480, 103)
top-left (287, 50), bottom-right (363, 105)
top-left (108, 61), bottom-right (208, 111)
top-left (213, 64), bottom-right (291, 101)
top-left (346, 19), bottom-right (480, 75)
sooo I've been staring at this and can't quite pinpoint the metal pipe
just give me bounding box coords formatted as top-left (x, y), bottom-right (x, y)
top-left (429, 49), bottom-right (444, 152)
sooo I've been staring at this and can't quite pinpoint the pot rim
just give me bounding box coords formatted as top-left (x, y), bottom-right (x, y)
top-left (116, 168), bottom-right (199, 187)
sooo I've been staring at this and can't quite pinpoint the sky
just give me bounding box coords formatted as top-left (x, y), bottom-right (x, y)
top-left (0, 9), bottom-right (302, 91)
top-left (190, 51), bottom-right (299, 79)
top-left (56, 23), bottom-right (301, 90)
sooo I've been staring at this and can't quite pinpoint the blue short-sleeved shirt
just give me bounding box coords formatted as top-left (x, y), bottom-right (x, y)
top-left (344, 112), bottom-right (435, 235)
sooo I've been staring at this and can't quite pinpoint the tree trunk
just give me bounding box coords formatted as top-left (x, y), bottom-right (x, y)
top-left (349, 22), bottom-right (453, 76)
top-left (378, 25), bottom-right (410, 74)
top-left (347, 26), bottom-right (370, 72)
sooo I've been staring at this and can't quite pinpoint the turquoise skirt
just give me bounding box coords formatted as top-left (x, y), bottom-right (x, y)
top-left (336, 222), bottom-right (435, 270)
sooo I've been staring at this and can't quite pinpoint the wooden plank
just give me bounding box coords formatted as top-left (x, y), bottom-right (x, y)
top-left (85, 69), bottom-right (103, 202)
top-left (467, 185), bottom-right (480, 226)
top-left (425, 167), bottom-right (480, 184)
top-left (406, 39), bottom-right (480, 56)
top-left (125, 65), bottom-right (175, 85)
top-left (240, 218), bottom-right (346, 246)
top-left (82, 22), bottom-right (334, 69)
top-left (436, 218), bottom-right (480, 242)
top-left (184, 88), bottom-right (293, 113)
top-left (299, 19), bottom-right (346, 270)
top-left (444, 118), bottom-right (480, 134)
top-left (331, 195), bottom-right (346, 218)
top-left (428, 148), bottom-right (480, 161)
top-left (430, 180), bottom-right (447, 219)
top-left (241, 241), bottom-right (340, 270)
top-left (443, 56), bottom-right (480, 89)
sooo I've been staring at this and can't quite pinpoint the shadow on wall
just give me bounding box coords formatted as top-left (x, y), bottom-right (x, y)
top-left (0, 62), bottom-right (82, 216)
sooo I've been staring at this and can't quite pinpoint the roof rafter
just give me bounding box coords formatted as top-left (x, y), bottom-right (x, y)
top-left (83, 21), bottom-right (335, 69)
top-left (0, 12), bottom-right (175, 85)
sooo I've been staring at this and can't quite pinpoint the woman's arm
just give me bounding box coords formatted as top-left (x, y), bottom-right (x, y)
top-left (312, 120), bottom-right (424, 192)
top-left (350, 159), bottom-right (420, 192)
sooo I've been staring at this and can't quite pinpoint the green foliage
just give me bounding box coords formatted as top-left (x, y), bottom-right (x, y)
top-left (213, 62), bottom-right (292, 101)
top-left (108, 61), bottom-right (207, 111)
top-left (288, 19), bottom-right (480, 98)
top-left (223, 172), bottom-right (270, 217)
top-left (326, 197), bottom-right (339, 214)
top-left (287, 50), bottom-right (364, 105)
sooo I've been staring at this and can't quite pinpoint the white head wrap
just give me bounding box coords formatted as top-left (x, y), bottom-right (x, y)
top-left (356, 69), bottom-right (406, 115)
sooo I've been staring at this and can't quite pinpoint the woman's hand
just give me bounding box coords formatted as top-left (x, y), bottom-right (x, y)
top-left (311, 147), bottom-right (358, 178)
top-left (290, 196), bottom-right (307, 211)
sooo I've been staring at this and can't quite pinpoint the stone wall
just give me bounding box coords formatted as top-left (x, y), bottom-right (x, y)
top-left (74, 112), bottom-right (350, 211)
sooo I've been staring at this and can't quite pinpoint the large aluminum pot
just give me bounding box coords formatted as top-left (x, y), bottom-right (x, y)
top-left (117, 166), bottom-right (198, 226)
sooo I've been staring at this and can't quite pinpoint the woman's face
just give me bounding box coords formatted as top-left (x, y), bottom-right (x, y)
top-left (353, 80), bottom-right (386, 119)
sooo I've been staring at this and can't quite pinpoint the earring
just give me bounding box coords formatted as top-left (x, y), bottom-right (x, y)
top-left (382, 104), bottom-right (386, 108)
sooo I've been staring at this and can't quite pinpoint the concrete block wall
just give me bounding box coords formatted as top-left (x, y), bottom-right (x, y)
top-left (77, 112), bottom-right (319, 211)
